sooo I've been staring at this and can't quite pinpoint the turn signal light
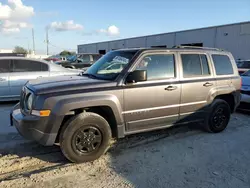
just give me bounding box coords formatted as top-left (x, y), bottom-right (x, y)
top-left (39, 110), bottom-right (51, 117)
top-left (32, 110), bottom-right (51, 117)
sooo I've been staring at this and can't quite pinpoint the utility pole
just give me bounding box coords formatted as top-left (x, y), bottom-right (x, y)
top-left (46, 28), bottom-right (49, 55)
top-left (32, 28), bottom-right (35, 54)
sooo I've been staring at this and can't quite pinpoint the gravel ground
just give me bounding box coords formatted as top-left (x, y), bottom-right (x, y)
top-left (0, 103), bottom-right (249, 188)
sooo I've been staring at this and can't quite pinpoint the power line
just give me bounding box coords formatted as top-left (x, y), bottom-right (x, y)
top-left (48, 42), bottom-right (76, 51)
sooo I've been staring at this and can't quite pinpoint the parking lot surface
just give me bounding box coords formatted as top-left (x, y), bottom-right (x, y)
top-left (0, 103), bottom-right (250, 188)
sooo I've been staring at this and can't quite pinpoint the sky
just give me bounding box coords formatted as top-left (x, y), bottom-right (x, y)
top-left (0, 0), bottom-right (249, 54)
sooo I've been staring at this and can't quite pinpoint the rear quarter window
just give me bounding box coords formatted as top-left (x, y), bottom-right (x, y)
top-left (212, 55), bottom-right (234, 75)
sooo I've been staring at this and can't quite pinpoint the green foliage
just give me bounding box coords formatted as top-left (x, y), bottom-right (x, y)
top-left (13, 46), bottom-right (28, 54)
top-left (59, 50), bottom-right (76, 56)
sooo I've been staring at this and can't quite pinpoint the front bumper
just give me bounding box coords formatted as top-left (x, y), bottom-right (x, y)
top-left (10, 103), bottom-right (57, 146)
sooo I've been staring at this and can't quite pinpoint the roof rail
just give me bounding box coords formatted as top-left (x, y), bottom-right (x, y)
top-left (172, 45), bottom-right (224, 51)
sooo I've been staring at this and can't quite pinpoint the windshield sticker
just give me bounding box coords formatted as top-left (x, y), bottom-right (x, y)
top-left (113, 56), bottom-right (129, 64)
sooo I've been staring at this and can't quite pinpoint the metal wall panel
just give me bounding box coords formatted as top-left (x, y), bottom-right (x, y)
top-left (78, 44), bottom-right (97, 53)
top-left (109, 40), bottom-right (125, 50)
top-left (175, 28), bottom-right (216, 47)
top-left (97, 42), bottom-right (109, 53)
top-left (215, 23), bottom-right (250, 60)
top-left (146, 33), bottom-right (175, 47)
top-left (124, 37), bottom-right (146, 48)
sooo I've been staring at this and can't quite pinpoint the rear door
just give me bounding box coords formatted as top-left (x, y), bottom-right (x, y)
top-left (9, 59), bottom-right (49, 97)
top-left (179, 52), bottom-right (216, 121)
top-left (0, 59), bottom-right (11, 99)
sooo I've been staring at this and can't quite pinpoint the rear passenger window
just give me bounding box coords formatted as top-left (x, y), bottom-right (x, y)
top-left (212, 55), bottom-right (234, 75)
top-left (201, 55), bottom-right (210, 75)
top-left (181, 54), bottom-right (210, 77)
top-left (136, 54), bottom-right (175, 80)
top-left (13, 60), bottom-right (42, 72)
top-left (0, 60), bottom-right (11, 73)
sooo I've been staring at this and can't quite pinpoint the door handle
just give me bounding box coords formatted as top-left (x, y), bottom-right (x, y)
top-left (165, 85), bottom-right (177, 91)
top-left (0, 78), bottom-right (6, 81)
top-left (203, 82), bottom-right (213, 87)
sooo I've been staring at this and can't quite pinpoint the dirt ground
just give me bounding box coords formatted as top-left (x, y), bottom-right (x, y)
top-left (0, 108), bottom-right (250, 188)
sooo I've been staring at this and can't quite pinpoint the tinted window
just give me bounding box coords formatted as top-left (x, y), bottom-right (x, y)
top-left (136, 54), bottom-right (175, 80)
top-left (41, 63), bottom-right (49, 71)
top-left (13, 60), bottom-right (42, 72)
top-left (181, 54), bottom-right (210, 77)
top-left (201, 55), bottom-right (210, 75)
top-left (0, 60), bottom-right (11, 73)
top-left (78, 55), bottom-right (90, 63)
top-left (237, 61), bottom-right (250, 68)
top-left (212, 55), bottom-right (234, 75)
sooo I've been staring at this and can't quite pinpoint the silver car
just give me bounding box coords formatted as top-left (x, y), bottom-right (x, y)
top-left (240, 70), bottom-right (250, 104)
top-left (0, 57), bottom-right (80, 101)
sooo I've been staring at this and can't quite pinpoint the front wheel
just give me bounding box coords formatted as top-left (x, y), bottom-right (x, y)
top-left (204, 99), bottom-right (231, 133)
top-left (59, 112), bottom-right (112, 163)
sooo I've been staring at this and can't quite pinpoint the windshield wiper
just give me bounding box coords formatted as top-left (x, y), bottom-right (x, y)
top-left (80, 73), bottom-right (99, 79)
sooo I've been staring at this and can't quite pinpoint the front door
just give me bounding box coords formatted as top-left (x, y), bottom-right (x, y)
top-left (179, 53), bottom-right (216, 121)
top-left (0, 59), bottom-right (11, 99)
top-left (123, 52), bottom-right (181, 133)
top-left (9, 59), bottom-right (49, 97)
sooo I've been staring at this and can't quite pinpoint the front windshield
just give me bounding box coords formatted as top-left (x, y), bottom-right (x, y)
top-left (85, 50), bottom-right (137, 80)
top-left (242, 70), bottom-right (250, 76)
top-left (237, 61), bottom-right (250, 68)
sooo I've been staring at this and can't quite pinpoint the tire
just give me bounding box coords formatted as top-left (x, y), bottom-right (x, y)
top-left (59, 112), bottom-right (112, 163)
top-left (204, 99), bottom-right (231, 133)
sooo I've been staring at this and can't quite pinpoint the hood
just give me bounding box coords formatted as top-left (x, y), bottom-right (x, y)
top-left (27, 75), bottom-right (116, 95)
top-left (241, 76), bottom-right (250, 87)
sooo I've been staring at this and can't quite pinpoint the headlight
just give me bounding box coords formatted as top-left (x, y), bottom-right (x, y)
top-left (26, 93), bottom-right (33, 110)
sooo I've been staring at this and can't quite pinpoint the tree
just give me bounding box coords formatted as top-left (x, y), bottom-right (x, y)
top-left (59, 50), bottom-right (76, 56)
top-left (13, 46), bottom-right (28, 54)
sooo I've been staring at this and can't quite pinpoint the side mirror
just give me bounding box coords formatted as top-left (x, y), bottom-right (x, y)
top-left (126, 70), bottom-right (147, 83)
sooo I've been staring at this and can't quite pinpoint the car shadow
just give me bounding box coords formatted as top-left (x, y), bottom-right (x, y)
top-left (0, 122), bottom-right (201, 183)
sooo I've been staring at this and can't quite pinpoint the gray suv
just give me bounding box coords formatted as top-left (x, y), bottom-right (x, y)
top-left (11, 46), bottom-right (241, 163)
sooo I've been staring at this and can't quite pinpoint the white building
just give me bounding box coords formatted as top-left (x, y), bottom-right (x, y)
top-left (0, 49), bottom-right (13, 53)
top-left (78, 21), bottom-right (250, 60)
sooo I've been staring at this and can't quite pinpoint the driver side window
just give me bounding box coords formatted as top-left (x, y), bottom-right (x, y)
top-left (135, 54), bottom-right (175, 80)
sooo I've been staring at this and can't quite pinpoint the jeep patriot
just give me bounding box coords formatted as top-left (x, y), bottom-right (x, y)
top-left (11, 46), bottom-right (241, 163)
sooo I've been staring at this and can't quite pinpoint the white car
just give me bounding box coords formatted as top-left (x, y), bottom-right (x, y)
top-left (0, 57), bottom-right (81, 101)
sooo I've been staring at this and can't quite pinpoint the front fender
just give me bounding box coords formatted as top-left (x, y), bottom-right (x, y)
top-left (53, 94), bottom-right (124, 125)
top-left (41, 93), bottom-right (124, 141)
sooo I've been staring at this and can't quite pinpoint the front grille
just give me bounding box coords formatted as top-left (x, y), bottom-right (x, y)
top-left (241, 90), bottom-right (250, 95)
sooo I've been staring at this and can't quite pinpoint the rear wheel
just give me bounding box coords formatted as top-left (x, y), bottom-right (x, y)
top-left (204, 99), bottom-right (231, 133)
top-left (59, 112), bottom-right (112, 163)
